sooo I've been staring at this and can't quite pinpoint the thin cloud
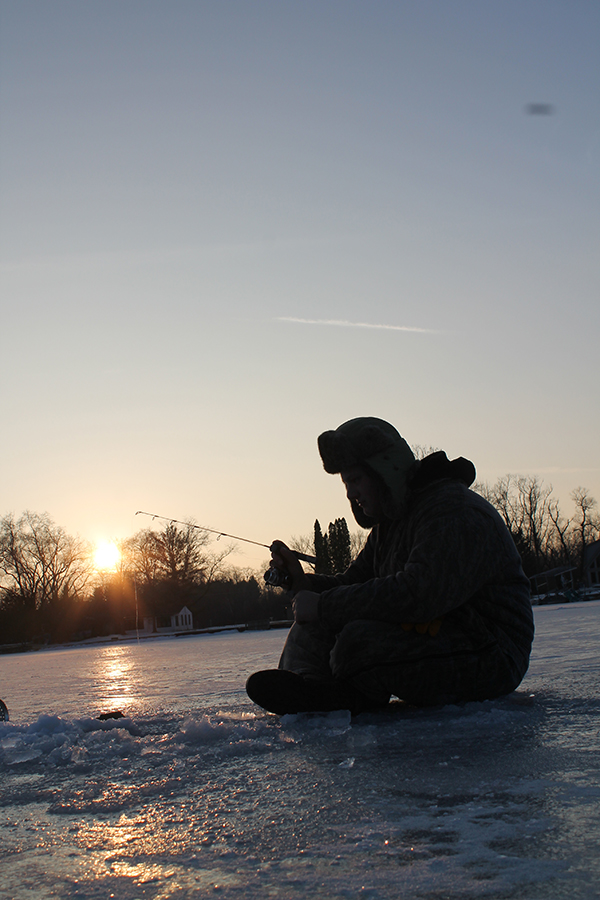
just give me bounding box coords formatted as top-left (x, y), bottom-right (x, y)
top-left (276, 317), bottom-right (439, 333)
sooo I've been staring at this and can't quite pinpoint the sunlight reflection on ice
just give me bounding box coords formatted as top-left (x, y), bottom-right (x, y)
top-left (0, 606), bottom-right (598, 899)
top-left (92, 646), bottom-right (136, 711)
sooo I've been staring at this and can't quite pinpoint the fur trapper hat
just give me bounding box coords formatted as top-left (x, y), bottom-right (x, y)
top-left (318, 417), bottom-right (416, 523)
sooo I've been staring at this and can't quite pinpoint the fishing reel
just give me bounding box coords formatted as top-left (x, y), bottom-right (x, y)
top-left (263, 546), bottom-right (317, 589)
top-left (263, 566), bottom-right (293, 588)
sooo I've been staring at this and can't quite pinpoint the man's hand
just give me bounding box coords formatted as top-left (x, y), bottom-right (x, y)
top-left (269, 541), bottom-right (311, 595)
top-left (292, 590), bottom-right (320, 624)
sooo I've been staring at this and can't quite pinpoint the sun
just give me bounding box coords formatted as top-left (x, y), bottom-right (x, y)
top-left (94, 540), bottom-right (121, 572)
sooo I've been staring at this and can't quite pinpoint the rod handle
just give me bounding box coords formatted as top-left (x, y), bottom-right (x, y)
top-left (293, 551), bottom-right (318, 565)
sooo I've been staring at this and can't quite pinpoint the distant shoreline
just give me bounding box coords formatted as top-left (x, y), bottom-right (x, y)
top-left (0, 619), bottom-right (293, 656)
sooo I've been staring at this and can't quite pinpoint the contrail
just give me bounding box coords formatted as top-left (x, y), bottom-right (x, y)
top-left (276, 317), bottom-right (437, 333)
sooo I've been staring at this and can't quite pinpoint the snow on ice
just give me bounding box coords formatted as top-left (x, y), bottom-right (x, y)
top-left (1, 601), bottom-right (599, 899)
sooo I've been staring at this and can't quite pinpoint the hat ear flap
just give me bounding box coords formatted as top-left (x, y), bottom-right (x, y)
top-left (318, 430), bottom-right (358, 474)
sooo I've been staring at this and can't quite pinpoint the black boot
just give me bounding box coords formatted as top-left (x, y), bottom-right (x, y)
top-left (246, 669), bottom-right (386, 716)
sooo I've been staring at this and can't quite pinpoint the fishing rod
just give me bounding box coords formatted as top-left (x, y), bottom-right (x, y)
top-left (134, 510), bottom-right (317, 565)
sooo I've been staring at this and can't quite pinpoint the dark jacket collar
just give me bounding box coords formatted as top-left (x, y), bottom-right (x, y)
top-left (407, 451), bottom-right (476, 491)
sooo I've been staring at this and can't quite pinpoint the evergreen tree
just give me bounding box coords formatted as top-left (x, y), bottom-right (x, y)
top-left (328, 518), bottom-right (352, 573)
top-left (313, 520), bottom-right (331, 574)
top-left (313, 517), bottom-right (352, 574)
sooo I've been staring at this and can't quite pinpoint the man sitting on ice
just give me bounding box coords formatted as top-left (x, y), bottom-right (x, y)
top-left (246, 417), bottom-right (534, 716)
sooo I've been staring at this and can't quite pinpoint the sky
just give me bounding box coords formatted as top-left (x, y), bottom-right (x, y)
top-left (1, 0), bottom-right (599, 571)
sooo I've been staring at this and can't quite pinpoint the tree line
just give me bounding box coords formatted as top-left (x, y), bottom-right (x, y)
top-left (1, 475), bottom-right (598, 646)
top-left (310, 479), bottom-right (599, 585)
top-left (474, 477), bottom-right (599, 584)
top-left (0, 515), bottom-right (291, 646)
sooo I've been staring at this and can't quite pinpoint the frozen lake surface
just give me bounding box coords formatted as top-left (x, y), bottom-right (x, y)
top-left (1, 602), bottom-right (599, 899)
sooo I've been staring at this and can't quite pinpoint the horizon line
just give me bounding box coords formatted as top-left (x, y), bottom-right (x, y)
top-left (276, 317), bottom-right (439, 333)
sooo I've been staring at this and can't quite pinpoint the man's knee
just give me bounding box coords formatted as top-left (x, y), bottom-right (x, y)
top-left (279, 621), bottom-right (337, 680)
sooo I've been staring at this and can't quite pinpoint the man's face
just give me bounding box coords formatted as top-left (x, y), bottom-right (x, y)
top-left (340, 467), bottom-right (384, 521)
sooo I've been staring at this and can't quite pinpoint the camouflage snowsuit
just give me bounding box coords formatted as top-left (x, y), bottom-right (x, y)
top-left (280, 478), bottom-right (534, 706)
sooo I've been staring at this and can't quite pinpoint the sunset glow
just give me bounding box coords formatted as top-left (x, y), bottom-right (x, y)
top-left (2, 3), bottom-right (598, 571)
top-left (94, 541), bottom-right (121, 572)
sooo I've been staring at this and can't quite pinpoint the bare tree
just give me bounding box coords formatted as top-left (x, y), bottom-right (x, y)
top-left (571, 488), bottom-right (600, 580)
top-left (350, 529), bottom-right (368, 558)
top-left (571, 487), bottom-right (600, 542)
top-left (121, 520), bottom-right (233, 597)
top-left (516, 476), bottom-right (556, 569)
top-left (548, 503), bottom-right (574, 567)
top-left (289, 533), bottom-right (317, 565)
top-left (476, 475), bottom-right (600, 584)
top-left (475, 475), bottom-right (559, 574)
top-left (411, 444), bottom-right (440, 460)
top-left (0, 511), bottom-right (93, 610)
